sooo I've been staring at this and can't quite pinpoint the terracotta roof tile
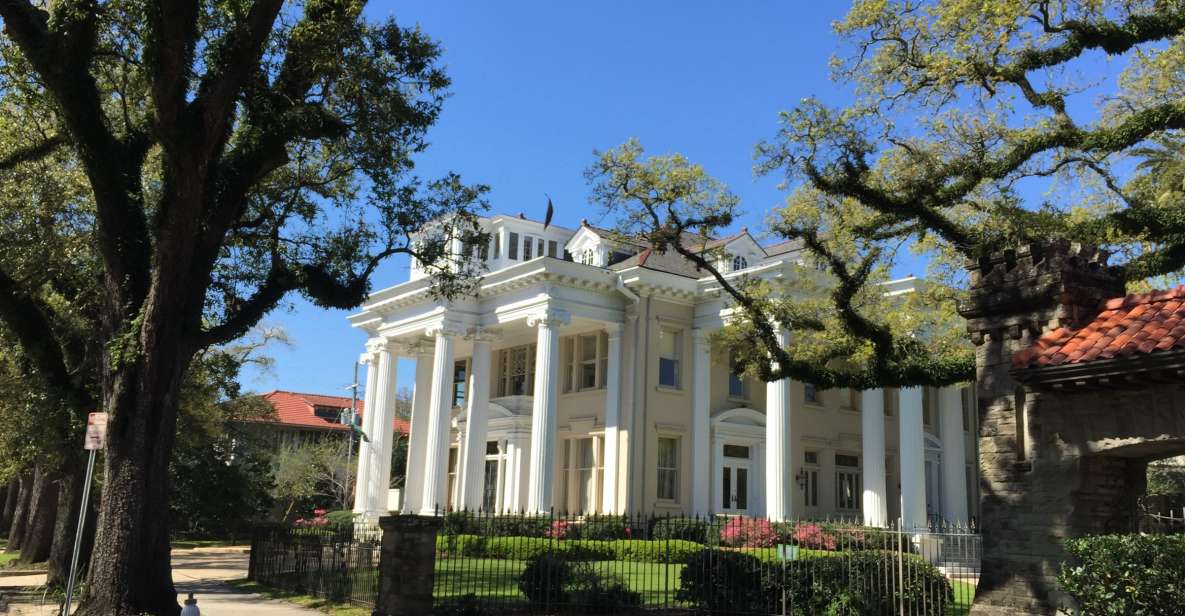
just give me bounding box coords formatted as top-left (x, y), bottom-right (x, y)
top-left (250, 390), bottom-right (409, 434)
top-left (1013, 285), bottom-right (1185, 369)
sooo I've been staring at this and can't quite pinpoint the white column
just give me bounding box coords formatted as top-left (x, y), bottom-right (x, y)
top-left (764, 327), bottom-right (794, 522)
top-left (899, 387), bottom-right (928, 530)
top-left (419, 322), bottom-right (461, 514)
top-left (352, 349), bottom-right (380, 514)
top-left (861, 388), bottom-right (888, 527)
top-left (940, 386), bottom-right (969, 525)
top-left (365, 342), bottom-right (399, 516)
top-left (460, 330), bottom-right (497, 510)
top-left (401, 346), bottom-right (433, 514)
top-left (601, 324), bottom-right (623, 513)
top-left (690, 328), bottom-right (712, 516)
top-left (494, 439), bottom-right (507, 512)
top-left (525, 309), bottom-right (569, 513)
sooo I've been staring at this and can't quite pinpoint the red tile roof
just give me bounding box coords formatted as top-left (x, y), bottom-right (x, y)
top-left (254, 390), bottom-right (409, 433)
top-left (1013, 285), bottom-right (1185, 369)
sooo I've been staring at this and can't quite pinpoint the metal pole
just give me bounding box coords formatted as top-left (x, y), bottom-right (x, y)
top-left (61, 449), bottom-right (97, 616)
top-left (345, 362), bottom-right (358, 508)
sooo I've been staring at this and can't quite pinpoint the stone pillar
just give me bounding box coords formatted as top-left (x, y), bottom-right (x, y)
top-left (690, 328), bottom-right (712, 516)
top-left (370, 344), bottom-right (401, 515)
top-left (460, 329), bottom-right (498, 510)
top-left (525, 309), bottom-right (569, 513)
top-left (959, 242), bottom-right (1126, 615)
top-left (765, 327), bottom-right (794, 522)
top-left (899, 387), bottom-right (927, 530)
top-left (353, 347), bottom-right (381, 514)
top-left (375, 515), bottom-right (443, 616)
top-left (602, 323), bottom-right (623, 514)
top-left (420, 322), bottom-right (461, 514)
top-left (861, 388), bottom-right (888, 527)
top-left (939, 386), bottom-right (969, 525)
top-left (401, 346), bottom-right (433, 514)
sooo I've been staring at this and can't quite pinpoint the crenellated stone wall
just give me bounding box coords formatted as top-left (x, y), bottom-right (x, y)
top-left (958, 241), bottom-right (1185, 615)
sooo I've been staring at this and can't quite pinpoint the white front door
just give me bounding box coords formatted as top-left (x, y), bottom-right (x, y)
top-left (720, 444), bottom-right (753, 514)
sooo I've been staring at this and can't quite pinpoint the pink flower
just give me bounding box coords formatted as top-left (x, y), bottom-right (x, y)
top-left (790, 523), bottom-right (837, 550)
top-left (545, 520), bottom-right (570, 539)
top-left (719, 517), bottom-right (778, 548)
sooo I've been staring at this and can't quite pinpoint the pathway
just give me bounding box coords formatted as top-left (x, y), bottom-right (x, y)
top-left (1, 547), bottom-right (323, 616)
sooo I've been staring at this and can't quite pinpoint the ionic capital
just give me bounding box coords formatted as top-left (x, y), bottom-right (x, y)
top-left (425, 318), bottom-right (465, 339)
top-left (603, 322), bottom-right (624, 340)
top-left (466, 327), bottom-right (502, 344)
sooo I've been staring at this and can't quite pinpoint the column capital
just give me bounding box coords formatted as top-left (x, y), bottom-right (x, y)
top-left (367, 337), bottom-right (408, 357)
top-left (526, 308), bottom-right (570, 329)
top-left (466, 327), bottom-right (502, 343)
top-left (603, 322), bottom-right (624, 339)
top-left (691, 327), bottom-right (716, 345)
top-left (425, 318), bottom-right (465, 339)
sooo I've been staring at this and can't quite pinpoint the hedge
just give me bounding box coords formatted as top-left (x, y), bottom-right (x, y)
top-left (437, 534), bottom-right (702, 563)
top-left (678, 548), bottom-right (952, 615)
top-left (1058, 534), bottom-right (1185, 616)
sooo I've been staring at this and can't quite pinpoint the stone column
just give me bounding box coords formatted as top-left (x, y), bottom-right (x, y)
top-left (939, 386), bottom-right (969, 524)
top-left (401, 346), bottom-right (434, 514)
top-left (525, 309), bottom-right (569, 513)
top-left (602, 323), bottom-right (624, 513)
top-left (861, 388), bottom-right (888, 527)
top-left (371, 344), bottom-right (401, 515)
top-left (765, 327), bottom-right (794, 522)
top-left (375, 515), bottom-right (443, 616)
top-left (899, 387), bottom-right (927, 530)
top-left (419, 321), bottom-right (461, 514)
top-left (690, 328), bottom-right (712, 516)
top-left (460, 329), bottom-right (498, 510)
top-left (352, 347), bottom-right (380, 515)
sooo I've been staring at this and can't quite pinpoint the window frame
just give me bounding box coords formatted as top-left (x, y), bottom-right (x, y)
top-left (656, 436), bottom-right (680, 502)
top-left (835, 452), bottom-right (862, 512)
top-left (657, 327), bottom-right (683, 389)
top-left (452, 359), bottom-right (469, 408)
top-left (508, 232), bottom-right (519, 260)
top-left (803, 383), bottom-right (822, 406)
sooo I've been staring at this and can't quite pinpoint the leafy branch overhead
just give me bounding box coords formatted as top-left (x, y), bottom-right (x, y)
top-left (591, 2), bottom-right (1185, 389)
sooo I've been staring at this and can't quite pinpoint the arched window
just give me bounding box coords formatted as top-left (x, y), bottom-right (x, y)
top-left (732, 255), bottom-right (748, 271)
top-left (583, 249), bottom-right (596, 266)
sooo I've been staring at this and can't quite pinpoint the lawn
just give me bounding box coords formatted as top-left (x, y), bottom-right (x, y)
top-left (227, 579), bottom-right (372, 616)
top-left (434, 558), bottom-right (684, 606)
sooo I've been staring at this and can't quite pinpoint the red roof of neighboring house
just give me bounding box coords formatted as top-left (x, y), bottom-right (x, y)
top-left (1013, 285), bottom-right (1185, 369)
top-left (255, 390), bottom-right (409, 433)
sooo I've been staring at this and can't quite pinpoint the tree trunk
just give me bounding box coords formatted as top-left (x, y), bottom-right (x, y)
top-left (19, 465), bottom-right (61, 564)
top-left (75, 350), bottom-right (187, 616)
top-left (5, 471), bottom-right (31, 551)
top-left (0, 475), bottom-right (18, 537)
top-left (47, 456), bottom-right (89, 587)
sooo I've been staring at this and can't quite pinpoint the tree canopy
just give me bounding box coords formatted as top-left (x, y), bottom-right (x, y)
top-left (591, 1), bottom-right (1185, 389)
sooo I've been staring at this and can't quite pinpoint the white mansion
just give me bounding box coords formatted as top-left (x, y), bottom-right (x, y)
top-left (349, 213), bottom-right (978, 528)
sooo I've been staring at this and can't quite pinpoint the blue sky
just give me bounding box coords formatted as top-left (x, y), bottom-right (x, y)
top-left (243, 2), bottom-right (860, 395)
top-left (240, 2), bottom-right (1126, 396)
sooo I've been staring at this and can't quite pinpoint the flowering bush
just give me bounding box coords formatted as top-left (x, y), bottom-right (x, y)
top-left (719, 517), bottom-right (778, 548)
top-left (293, 509), bottom-right (329, 528)
top-left (545, 519), bottom-right (572, 539)
top-left (789, 522), bottom-right (837, 550)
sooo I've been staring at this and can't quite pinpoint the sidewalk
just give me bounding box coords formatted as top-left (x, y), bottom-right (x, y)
top-left (1, 548), bottom-right (324, 616)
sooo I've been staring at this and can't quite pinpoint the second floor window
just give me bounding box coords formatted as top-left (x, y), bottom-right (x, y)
top-left (804, 383), bottom-right (821, 405)
top-left (562, 333), bottom-right (608, 392)
top-left (453, 360), bottom-right (468, 407)
top-left (508, 232), bottom-right (519, 260)
top-left (658, 328), bottom-right (682, 388)
top-left (732, 255), bottom-right (748, 271)
top-left (498, 344), bottom-right (535, 396)
top-left (728, 354), bottom-right (747, 399)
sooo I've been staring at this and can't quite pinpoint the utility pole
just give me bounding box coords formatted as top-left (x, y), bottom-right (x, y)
top-left (343, 362), bottom-right (360, 503)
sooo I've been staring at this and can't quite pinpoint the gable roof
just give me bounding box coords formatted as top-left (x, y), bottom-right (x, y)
top-left (1013, 286), bottom-right (1185, 369)
top-left (253, 390), bottom-right (409, 433)
top-left (609, 247), bottom-right (705, 278)
top-left (762, 238), bottom-right (806, 256)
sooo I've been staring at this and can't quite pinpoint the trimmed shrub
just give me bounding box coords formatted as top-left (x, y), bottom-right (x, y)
top-left (575, 515), bottom-right (633, 540)
top-left (1058, 533), bottom-right (1185, 616)
top-left (437, 534), bottom-right (700, 563)
top-left (719, 516), bottom-right (778, 548)
top-left (679, 547), bottom-right (952, 615)
top-left (565, 567), bottom-right (642, 613)
top-left (518, 553), bottom-right (573, 607)
top-left (324, 510), bottom-right (356, 530)
top-left (652, 518), bottom-right (710, 544)
top-left (677, 549), bottom-right (770, 614)
top-left (787, 522), bottom-right (837, 551)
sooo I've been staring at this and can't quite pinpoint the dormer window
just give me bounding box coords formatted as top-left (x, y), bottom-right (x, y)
top-left (581, 249), bottom-right (597, 266)
top-left (732, 256), bottom-right (748, 271)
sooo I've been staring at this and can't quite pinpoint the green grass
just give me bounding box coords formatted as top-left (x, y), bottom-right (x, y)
top-left (0, 551), bottom-right (16, 567)
top-left (434, 558), bottom-right (684, 605)
top-left (226, 579), bottom-right (372, 616)
top-left (951, 579), bottom-right (977, 615)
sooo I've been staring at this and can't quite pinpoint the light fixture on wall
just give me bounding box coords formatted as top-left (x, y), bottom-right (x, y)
top-left (794, 468), bottom-right (807, 490)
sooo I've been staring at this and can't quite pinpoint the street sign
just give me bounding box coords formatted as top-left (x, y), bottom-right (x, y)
top-left (83, 412), bottom-right (108, 450)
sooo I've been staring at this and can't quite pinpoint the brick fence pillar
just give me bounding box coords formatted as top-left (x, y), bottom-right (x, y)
top-left (374, 514), bottom-right (442, 616)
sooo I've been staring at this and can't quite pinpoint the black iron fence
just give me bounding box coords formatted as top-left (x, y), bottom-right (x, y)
top-left (247, 523), bottom-right (380, 607)
top-left (434, 511), bottom-right (979, 615)
top-left (248, 512), bottom-right (980, 615)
